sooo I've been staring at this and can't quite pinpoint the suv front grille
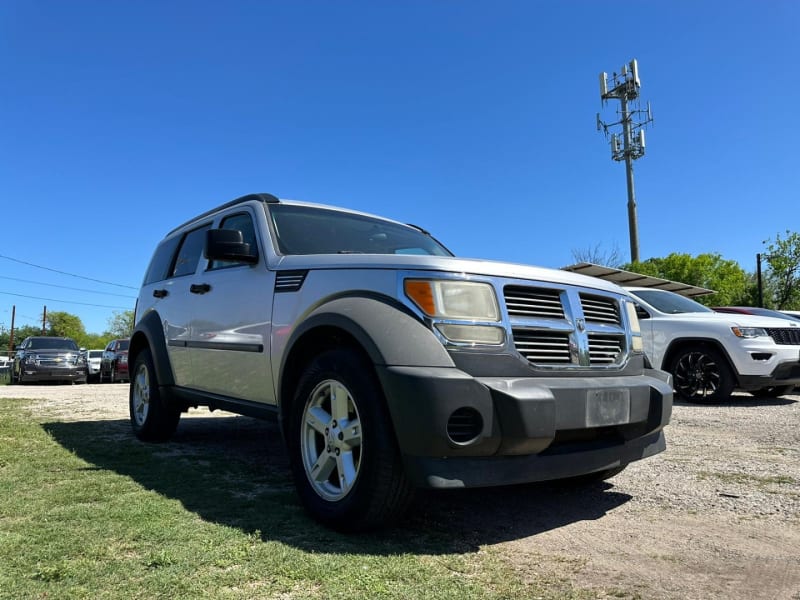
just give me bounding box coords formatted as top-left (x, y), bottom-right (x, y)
top-left (766, 328), bottom-right (800, 345)
top-left (504, 284), bottom-right (627, 369)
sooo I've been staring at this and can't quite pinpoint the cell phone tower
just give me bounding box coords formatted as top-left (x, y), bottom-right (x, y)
top-left (596, 59), bottom-right (654, 263)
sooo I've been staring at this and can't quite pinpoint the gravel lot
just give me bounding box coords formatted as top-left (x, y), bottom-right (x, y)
top-left (1, 383), bottom-right (798, 599)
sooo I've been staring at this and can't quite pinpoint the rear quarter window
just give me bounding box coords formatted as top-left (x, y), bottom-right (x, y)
top-left (143, 236), bottom-right (181, 285)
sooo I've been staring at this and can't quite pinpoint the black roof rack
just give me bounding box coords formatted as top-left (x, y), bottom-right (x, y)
top-left (167, 193), bottom-right (280, 235)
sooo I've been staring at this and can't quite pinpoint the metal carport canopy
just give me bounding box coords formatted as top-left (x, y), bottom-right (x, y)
top-left (561, 262), bottom-right (715, 298)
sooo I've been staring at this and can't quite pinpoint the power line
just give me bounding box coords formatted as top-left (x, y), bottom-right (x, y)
top-left (0, 254), bottom-right (138, 290)
top-left (0, 275), bottom-right (137, 298)
top-left (0, 290), bottom-right (132, 310)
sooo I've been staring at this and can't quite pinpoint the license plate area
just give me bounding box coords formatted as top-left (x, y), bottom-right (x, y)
top-left (586, 388), bottom-right (631, 426)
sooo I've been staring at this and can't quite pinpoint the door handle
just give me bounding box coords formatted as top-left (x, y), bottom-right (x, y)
top-left (153, 289), bottom-right (168, 298)
top-left (190, 283), bottom-right (212, 294)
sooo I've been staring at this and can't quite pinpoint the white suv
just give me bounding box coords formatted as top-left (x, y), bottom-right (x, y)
top-left (628, 287), bottom-right (800, 402)
top-left (130, 193), bottom-right (673, 530)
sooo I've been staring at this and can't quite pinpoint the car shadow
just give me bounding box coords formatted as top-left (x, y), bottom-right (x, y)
top-left (673, 395), bottom-right (797, 408)
top-left (43, 415), bottom-right (633, 555)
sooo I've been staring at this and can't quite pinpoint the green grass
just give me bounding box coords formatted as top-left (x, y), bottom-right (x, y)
top-left (0, 398), bottom-right (604, 600)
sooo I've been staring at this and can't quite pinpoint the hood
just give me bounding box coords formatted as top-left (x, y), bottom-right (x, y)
top-left (274, 254), bottom-right (628, 295)
top-left (666, 312), bottom-right (800, 328)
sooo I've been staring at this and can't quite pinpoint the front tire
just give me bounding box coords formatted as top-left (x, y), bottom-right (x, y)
top-left (669, 345), bottom-right (735, 403)
top-left (130, 348), bottom-right (180, 442)
top-left (288, 347), bottom-right (413, 531)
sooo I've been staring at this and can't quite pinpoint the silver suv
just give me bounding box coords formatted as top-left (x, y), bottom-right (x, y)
top-left (130, 193), bottom-right (673, 530)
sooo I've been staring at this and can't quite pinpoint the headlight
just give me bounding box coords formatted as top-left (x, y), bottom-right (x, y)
top-left (404, 280), bottom-right (499, 320)
top-left (624, 300), bottom-right (644, 352)
top-left (731, 327), bottom-right (768, 339)
top-left (405, 279), bottom-right (503, 345)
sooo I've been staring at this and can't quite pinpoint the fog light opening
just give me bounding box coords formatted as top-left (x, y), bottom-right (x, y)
top-left (446, 407), bottom-right (484, 445)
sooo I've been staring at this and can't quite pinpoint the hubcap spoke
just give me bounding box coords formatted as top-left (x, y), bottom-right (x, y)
top-left (301, 377), bottom-right (363, 502)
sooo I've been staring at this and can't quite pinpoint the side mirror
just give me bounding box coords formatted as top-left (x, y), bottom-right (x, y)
top-left (205, 229), bottom-right (258, 264)
top-left (636, 305), bottom-right (650, 320)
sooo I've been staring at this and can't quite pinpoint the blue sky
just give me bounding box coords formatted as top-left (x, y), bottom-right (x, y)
top-left (2, 1), bottom-right (798, 336)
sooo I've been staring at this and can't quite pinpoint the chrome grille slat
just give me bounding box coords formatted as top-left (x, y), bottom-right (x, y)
top-left (588, 334), bottom-right (623, 364)
top-left (504, 286), bottom-right (565, 318)
top-left (512, 331), bottom-right (571, 364)
top-left (580, 293), bottom-right (620, 325)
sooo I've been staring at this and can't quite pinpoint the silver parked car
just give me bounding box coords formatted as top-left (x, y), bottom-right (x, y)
top-left (129, 193), bottom-right (673, 530)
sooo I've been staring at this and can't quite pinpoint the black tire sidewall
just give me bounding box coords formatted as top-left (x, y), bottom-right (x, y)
top-left (129, 348), bottom-right (180, 442)
top-left (670, 345), bottom-right (734, 403)
top-left (287, 347), bottom-right (410, 531)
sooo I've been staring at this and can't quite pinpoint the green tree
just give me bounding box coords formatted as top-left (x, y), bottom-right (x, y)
top-left (105, 310), bottom-right (134, 339)
top-left (0, 324), bottom-right (42, 354)
top-left (625, 253), bottom-right (752, 307)
top-left (46, 311), bottom-right (87, 340)
top-left (762, 231), bottom-right (800, 309)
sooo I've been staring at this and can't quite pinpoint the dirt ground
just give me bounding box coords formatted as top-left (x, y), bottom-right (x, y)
top-left (2, 383), bottom-right (798, 599)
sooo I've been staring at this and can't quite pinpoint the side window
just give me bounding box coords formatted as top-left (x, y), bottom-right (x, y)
top-left (143, 236), bottom-right (181, 285)
top-left (208, 212), bottom-right (259, 270)
top-left (171, 224), bottom-right (211, 278)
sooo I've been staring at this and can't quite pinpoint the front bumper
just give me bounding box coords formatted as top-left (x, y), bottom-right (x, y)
top-left (378, 365), bottom-right (672, 488)
top-left (737, 359), bottom-right (800, 390)
top-left (21, 366), bottom-right (87, 383)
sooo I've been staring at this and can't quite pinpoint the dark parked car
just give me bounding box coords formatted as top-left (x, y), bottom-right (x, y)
top-left (100, 338), bottom-right (130, 383)
top-left (11, 336), bottom-right (87, 384)
top-left (713, 306), bottom-right (800, 322)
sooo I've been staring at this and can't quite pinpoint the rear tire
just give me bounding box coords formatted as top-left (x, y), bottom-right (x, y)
top-left (130, 348), bottom-right (180, 442)
top-left (669, 345), bottom-right (735, 403)
top-left (287, 347), bottom-right (414, 531)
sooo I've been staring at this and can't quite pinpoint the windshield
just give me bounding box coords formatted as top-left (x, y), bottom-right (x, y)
top-left (267, 204), bottom-right (453, 256)
top-left (27, 338), bottom-right (79, 351)
top-left (118, 340), bottom-right (130, 351)
top-left (89, 350), bottom-right (103, 358)
top-left (630, 289), bottom-right (713, 314)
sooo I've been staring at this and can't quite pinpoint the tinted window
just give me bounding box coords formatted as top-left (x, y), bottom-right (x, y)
top-left (27, 338), bottom-right (79, 351)
top-left (267, 204), bottom-right (452, 256)
top-left (117, 340), bottom-right (130, 351)
top-left (631, 290), bottom-right (713, 314)
top-left (89, 350), bottom-right (103, 358)
top-left (171, 225), bottom-right (211, 278)
top-left (209, 212), bottom-right (259, 270)
top-left (144, 236), bottom-right (181, 285)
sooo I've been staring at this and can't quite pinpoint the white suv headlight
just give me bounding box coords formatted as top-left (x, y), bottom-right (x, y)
top-left (731, 327), bottom-right (768, 339)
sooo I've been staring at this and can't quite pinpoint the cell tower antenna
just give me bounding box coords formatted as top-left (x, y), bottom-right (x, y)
top-left (597, 58), bottom-right (654, 263)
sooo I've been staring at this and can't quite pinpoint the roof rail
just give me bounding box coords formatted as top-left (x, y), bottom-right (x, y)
top-left (168, 193), bottom-right (280, 235)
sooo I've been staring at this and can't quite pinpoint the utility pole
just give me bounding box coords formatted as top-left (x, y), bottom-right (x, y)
top-left (42, 305), bottom-right (47, 335)
top-left (597, 59), bottom-right (654, 263)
